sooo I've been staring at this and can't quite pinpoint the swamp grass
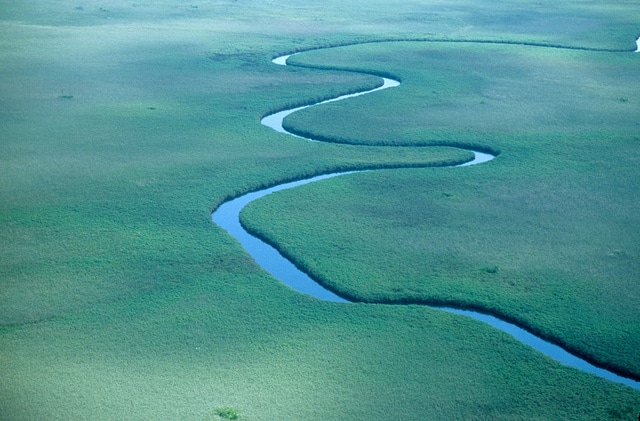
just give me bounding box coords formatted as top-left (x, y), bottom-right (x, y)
top-left (1, 0), bottom-right (640, 419)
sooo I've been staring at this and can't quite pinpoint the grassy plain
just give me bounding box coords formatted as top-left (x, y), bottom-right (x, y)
top-left (247, 42), bottom-right (640, 377)
top-left (1, 0), bottom-right (639, 419)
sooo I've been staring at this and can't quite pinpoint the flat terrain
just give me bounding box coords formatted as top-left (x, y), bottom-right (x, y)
top-left (1, 1), bottom-right (639, 419)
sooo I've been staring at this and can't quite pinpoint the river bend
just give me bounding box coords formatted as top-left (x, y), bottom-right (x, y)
top-left (212, 46), bottom-right (639, 391)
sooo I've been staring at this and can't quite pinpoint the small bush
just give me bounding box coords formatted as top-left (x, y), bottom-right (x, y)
top-left (214, 407), bottom-right (240, 420)
top-left (483, 265), bottom-right (499, 274)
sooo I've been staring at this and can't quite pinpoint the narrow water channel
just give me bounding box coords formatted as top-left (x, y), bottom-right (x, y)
top-left (212, 47), bottom-right (640, 391)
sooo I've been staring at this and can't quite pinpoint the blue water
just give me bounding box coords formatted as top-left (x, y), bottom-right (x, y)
top-left (212, 173), bottom-right (350, 303)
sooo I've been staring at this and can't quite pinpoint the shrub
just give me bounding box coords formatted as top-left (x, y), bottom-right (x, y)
top-left (214, 407), bottom-right (240, 420)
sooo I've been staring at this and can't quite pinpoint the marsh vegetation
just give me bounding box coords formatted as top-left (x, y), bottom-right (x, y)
top-left (1, 1), bottom-right (639, 419)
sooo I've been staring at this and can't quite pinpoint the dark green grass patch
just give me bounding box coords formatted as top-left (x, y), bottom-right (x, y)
top-left (242, 42), bottom-right (640, 379)
top-left (284, 42), bottom-right (640, 149)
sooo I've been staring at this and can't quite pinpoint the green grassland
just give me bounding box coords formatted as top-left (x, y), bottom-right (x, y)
top-left (1, 0), bottom-right (639, 419)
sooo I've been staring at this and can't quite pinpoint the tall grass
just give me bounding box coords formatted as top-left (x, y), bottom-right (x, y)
top-left (1, 0), bottom-right (639, 419)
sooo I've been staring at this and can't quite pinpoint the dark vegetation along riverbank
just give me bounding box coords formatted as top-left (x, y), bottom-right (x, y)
top-left (1, 1), bottom-right (639, 419)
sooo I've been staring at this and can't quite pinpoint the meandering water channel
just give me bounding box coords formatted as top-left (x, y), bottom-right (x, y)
top-left (212, 45), bottom-right (640, 391)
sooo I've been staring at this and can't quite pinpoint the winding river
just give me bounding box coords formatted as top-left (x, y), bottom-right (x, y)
top-left (212, 45), bottom-right (640, 391)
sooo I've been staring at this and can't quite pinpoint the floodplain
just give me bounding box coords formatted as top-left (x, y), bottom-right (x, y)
top-left (1, 1), bottom-right (639, 419)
